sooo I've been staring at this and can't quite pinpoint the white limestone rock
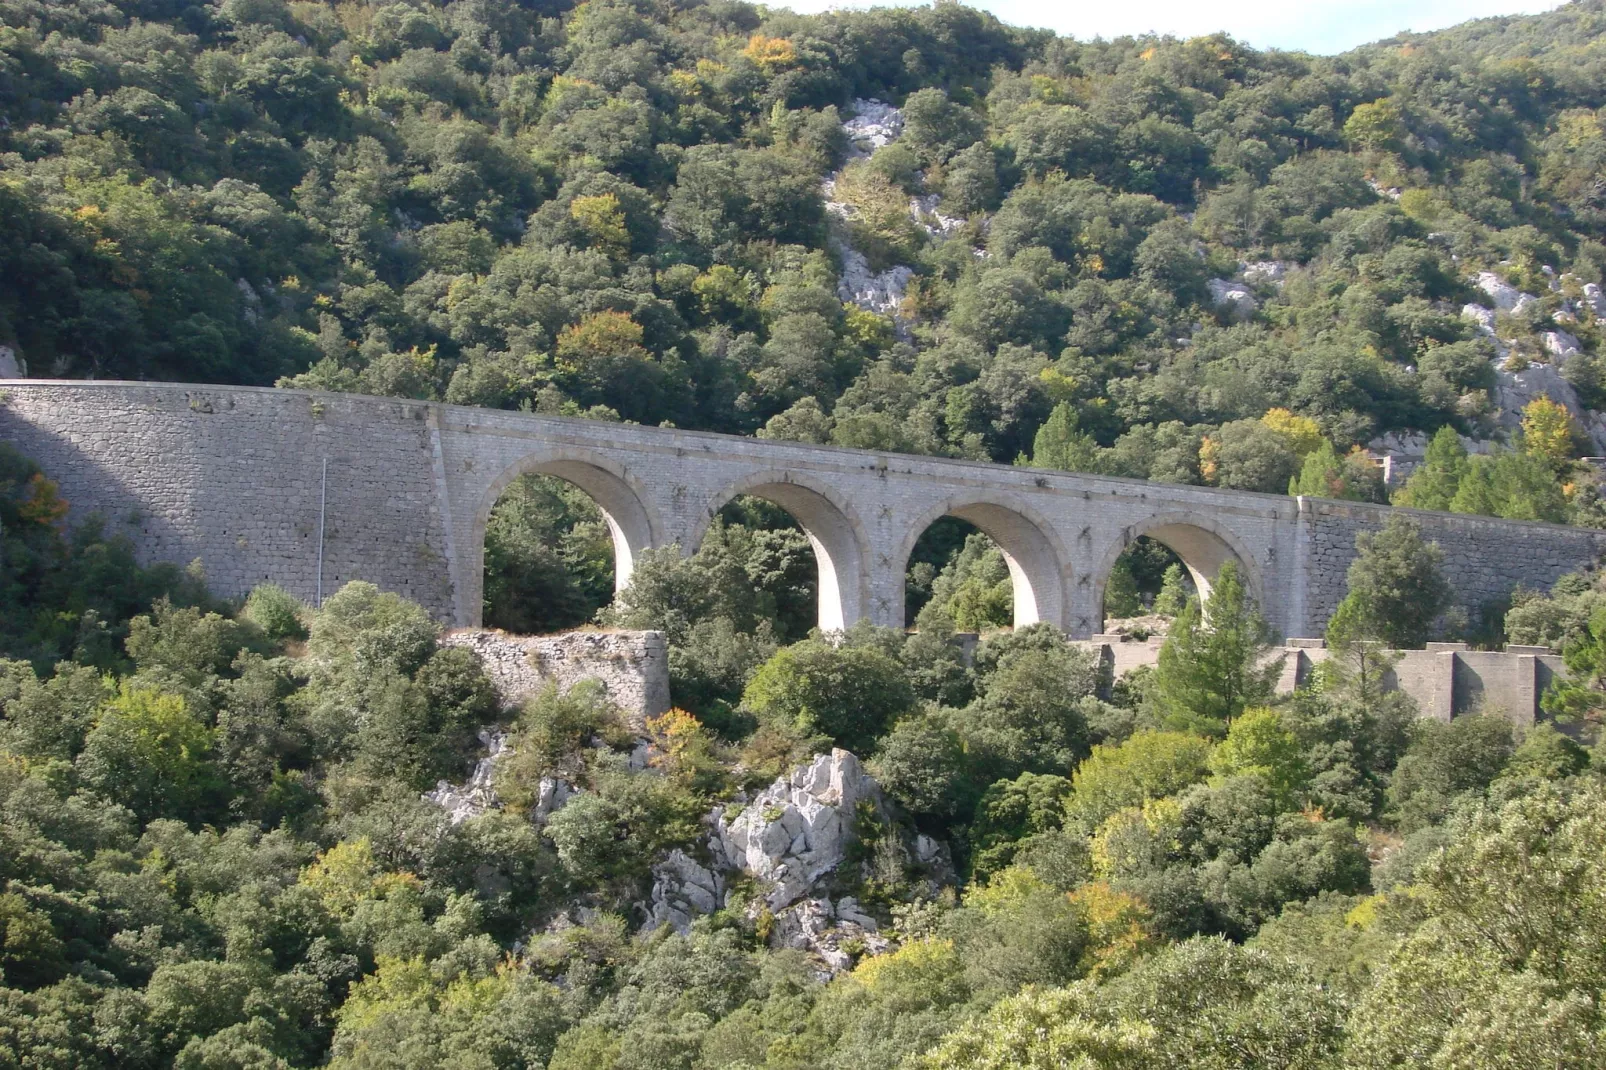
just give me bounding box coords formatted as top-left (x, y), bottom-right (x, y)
top-left (424, 729), bottom-right (508, 824)
top-left (1543, 330), bottom-right (1582, 362)
top-left (909, 193), bottom-right (965, 239)
top-left (768, 896), bottom-right (891, 976)
top-left (837, 246), bottom-right (914, 317)
top-left (1582, 282), bottom-right (1606, 319)
top-left (711, 748), bottom-right (886, 911)
top-left (1208, 278), bottom-right (1257, 321)
top-left (842, 98), bottom-right (903, 159)
top-left (1475, 271), bottom-right (1537, 315)
top-left (532, 777), bottom-right (575, 825)
top-left (421, 729), bottom-right (582, 826)
top-left (648, 849), bottom-right (725, 933)
top-left (1462, 303), bottom-right (1498, 337)
top-left (1240, 260), bottom-right (1290, 288)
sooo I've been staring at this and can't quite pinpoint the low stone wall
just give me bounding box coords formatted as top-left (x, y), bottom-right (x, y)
top-left (441, 628), bottom-right (670, 730)
top-left (1084, 634), bottom-right (1569, 728)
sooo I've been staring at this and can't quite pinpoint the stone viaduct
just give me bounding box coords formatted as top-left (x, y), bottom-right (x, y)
top-left (3, 379), bottom-right (1603, 639)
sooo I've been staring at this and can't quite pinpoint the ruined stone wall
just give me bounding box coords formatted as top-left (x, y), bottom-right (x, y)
top-left (440, 628), bottom-right (670, 729)
top-left (1085, 634), bottom-right (1569, 727)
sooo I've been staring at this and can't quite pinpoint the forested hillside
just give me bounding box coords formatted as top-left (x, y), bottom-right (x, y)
top-left (4, 439), bottom-right (1606, 1068)
top-left (8, 0), bottom-right (1606, 491)
top-left (7, 3), bottom-right (1606, 1067)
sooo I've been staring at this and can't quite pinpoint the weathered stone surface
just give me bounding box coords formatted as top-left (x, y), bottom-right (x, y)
top-left (842, 98), bottom-right (903, 157)
top-left (647, 849), bottom-right (725, 932)
top-left (440, 628), bottom-right (669, 729)
top-left (1475, 271), bottom-right (1537, 314)
top-left (1240, 260), bottom-right (1290, 288)
top-left (424, 728), bottom-right (507, 824)
top-left (1207, 278), bottom-right (1257, 320)
top-left (711, 748), bottom-right (884, 910)
top-left (0, 347), bottom-right (20, 379)
top-left (768, 896), bottom-right (890, 975)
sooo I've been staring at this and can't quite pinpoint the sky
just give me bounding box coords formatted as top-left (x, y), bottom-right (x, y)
top-left (774, 0), bottom-right (1571, 55)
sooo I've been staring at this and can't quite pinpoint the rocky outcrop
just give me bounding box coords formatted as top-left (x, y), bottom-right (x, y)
top-left (424, 728), bottom-right (508, 824)
top-left (710, 748), bottom-right (886, 911)
top-left (647, 849), bottom-right (725, 932)
top-left (422, 728), bottom-right (578, 826)
top-left (1207, 278), bottom-right (1257, 321)
top-left (841, 98), bottom-right (903, 159)
top-left (1474, 270), bottom-right (1537, 315)
top-left (769, 896), bottom-right (890, 973)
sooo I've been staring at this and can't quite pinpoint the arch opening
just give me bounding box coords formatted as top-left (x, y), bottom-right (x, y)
top-left (479, 459), bottom-right (656, 634)
top-left (698, 496), bottom-right (820, 643)
top-left (1101, 536), bottom-right (1195, 628)
top-left (902, 501), bottom-right (1068, 633)
top-left (697, 481), bottom-right (866, 634)
top-left (1096, 518), bottom-right (1258, 634)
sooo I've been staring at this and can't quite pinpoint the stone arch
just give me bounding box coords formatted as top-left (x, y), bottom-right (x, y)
top-left (1092, 511), bottom-right (1262, 628)
top-left (897, 493), bottom-right (1072, 630)
top-left (690, 470), bottom-right (871, 633)
top-left (470, 448), bottom-right (664, 624)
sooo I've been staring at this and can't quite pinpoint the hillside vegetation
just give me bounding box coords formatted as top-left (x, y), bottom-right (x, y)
top-left (6, 1), bottom-right (1606, 479)
top-left (4, 441), bottom-right (1606, 1068)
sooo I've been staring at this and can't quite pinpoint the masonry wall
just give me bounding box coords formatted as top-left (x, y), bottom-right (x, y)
top-left (1299, 498), bottom-right (1604, 629)
top-left (439, 629), bottom-right (671, 729)
top-left (0, 382), bottom-right (455, 616)
top-left (1086, 634), bottom-right (1569, 727)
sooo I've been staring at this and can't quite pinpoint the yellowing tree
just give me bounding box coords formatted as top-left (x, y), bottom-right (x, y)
top-left (1260, 408), bottom-right (1324, 458)
top-left (1521, 396), bottom-right (1577, 470)
top-left (568, 193), bottom-right (630, 260)
top-left (742, 34), bottom-right (797, 73)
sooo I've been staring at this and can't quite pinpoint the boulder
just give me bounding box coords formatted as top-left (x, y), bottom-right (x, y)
top-left (1475, 271), bottom-right (1537, 314)
top-left (1207, 278), bottom-right (1257, 321)
top-left (1240, 260), bottom-right (1290, 288)
top-left (768, 896), bottom-right (891, 975)
top-left (1543, 329), bottom-right (1582, 362)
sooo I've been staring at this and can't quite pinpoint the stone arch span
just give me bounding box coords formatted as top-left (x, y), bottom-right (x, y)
top-left (898, 494), bottom-right (1072, 631)
top-left (690, 470), bottom-right (870, 633)
top-left (1093, 511), bottom-right (1262, 627)
top-left (472, 448), bottom-right (664, 622)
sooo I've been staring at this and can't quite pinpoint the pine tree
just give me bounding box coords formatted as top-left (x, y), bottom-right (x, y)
top-left (1327, 515), bottom-right (1450, 649)
top-left (1152, 564), bottom-right (1189, 617)
top-left (1150, 562), bottom-right (1282, 737)
top-left (1026, 402), bottom-right (1102, 473)
top-left (1395, 426), bottom-right (1469, 510)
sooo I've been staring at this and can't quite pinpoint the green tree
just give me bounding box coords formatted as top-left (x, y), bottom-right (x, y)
top-left (1393, 426), bottom-right (1469, 510)
top-left (1025, 402), bottom-right (1101, 473)
top-left (1326, 515), bottom-right (1450, 649)
top-left (75, 683), bottom-right (224, 823)
top-left (740, 638), bottom-right (915, 754)
top-left (1149, 563), bottom-right (1282, 736)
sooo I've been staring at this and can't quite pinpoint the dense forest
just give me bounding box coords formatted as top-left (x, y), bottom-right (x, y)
top-left (7, 0), bottom-right (1606, 1066)
top-left (5, 431), bottom-right (1606, 1069)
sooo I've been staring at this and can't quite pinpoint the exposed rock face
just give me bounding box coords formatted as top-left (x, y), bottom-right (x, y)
top-left (648, 849), bottom-right (725, 932)
top-left (836, 248), bottom-right (915, 317)
top-left (440, 629), bottom-right (670, 730)
top-left (424, 728), bottom-right (508, 824)
top-left (0, 346), bottom-right (21, 379)
top-left (1475, 271), bottom-right (1537, 314)
top-left (842, 98), bottom-right (903, 158)
top-left (769, 896), bottom-right (890, 974)
top-left (1368, 430), bottom-right (1492, 485)
top-left (1240, 260), bottom-right (1290, 288)
top-left (1207, 278), bottom-right (1257, 321)
top-left (1543, 329), bottom-right (1582, 360)
top-left (421, 728), bottom-right (577, 825)
top-left (711, 748), bottom-right (885, 911)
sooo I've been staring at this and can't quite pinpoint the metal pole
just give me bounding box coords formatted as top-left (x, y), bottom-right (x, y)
top-left (316, 457), bottom-right (328, 606)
